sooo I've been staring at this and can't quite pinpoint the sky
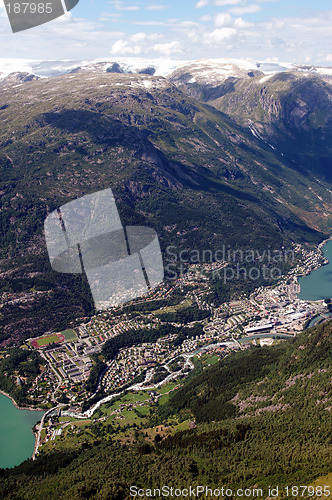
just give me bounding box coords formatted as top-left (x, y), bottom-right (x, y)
top-left (0, 0), bottom-right (331, 66)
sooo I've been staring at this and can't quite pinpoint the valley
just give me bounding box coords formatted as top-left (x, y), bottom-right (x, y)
top-left (0, 58), bottom-right (331, 497)
top-left (0, 312), bottom-right (330, 498)
top-left (0, 237), bottom-right (330, 464)
top-left (0, 64), bottom-right (331, 341)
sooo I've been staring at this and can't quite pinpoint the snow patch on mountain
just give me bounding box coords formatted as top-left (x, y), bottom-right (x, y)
top-left (0, 57), bottom-right (186, 80)
top-left (168, 58), bottom-right (262, 85)
top-left (316, 67), bottom-right (332, 76)
top-left (259, 74), bottom-right (274, 83)
top-left (0, 57), bottom-right (331, 82)
top-left (0, 58), bottom-right (40, 79)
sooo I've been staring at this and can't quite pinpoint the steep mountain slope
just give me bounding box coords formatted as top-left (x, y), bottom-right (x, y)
top-left (169, 61), bottom-right (332, 182)
top-left (0, 70), bottom-right (331, 341)
top-left (0, 321), bottom-right (330, 499)
top-left (163, 317), bottom-right (332, 423)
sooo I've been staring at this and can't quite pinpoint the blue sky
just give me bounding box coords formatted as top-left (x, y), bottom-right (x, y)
top-left (0, 0), bottom-right (331, 65)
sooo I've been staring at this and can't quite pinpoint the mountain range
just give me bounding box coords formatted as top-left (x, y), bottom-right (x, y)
top-left (169, 60), bottom-right (332, 183)
top-left (0, 57), bottom-right (331, 498)
top-left (0, 57), bottom-right (331, 341)
top-left (1, 56), bottom-right (332, 79)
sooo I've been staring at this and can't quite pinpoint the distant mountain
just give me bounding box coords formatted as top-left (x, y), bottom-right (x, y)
top-left (168, 60), bottom-right (332, 182)
top-left (167, 59), bottom-right (332, 92)
top-left (0, 320), bottom-right (331, 498)
top-left (0, 57), bottom-right (185, 79)
top-left (0, 67), bottom-right (331, 340)
top-left (1, 56), bottom-right (331, 80)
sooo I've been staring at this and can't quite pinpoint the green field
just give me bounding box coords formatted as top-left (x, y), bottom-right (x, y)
top-left (153, 299), bottom-right (192, 315)
top-left (136, 405), bottom-right (150, 416)
top-left (36, 334), bottom-right (61, 347)
top-left (121, 391), bottom-right (149, 403)
top-left (62, 329), bottom-right (77, 341)
top-left (155, 381), bottom-right (178, 395)
top-left (201, 353), bottom-right (220, 366)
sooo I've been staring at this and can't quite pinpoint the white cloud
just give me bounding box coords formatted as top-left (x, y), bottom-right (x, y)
top-left (215, 0), bottom-right (242, 5)
top-left (99, 11), bottom-right (122, 21)
top-left (200, 14), bottom-right (213, 21)
top-left (145, 4), bottom-right (170, 10)
top-left (130, 32), bottom-right (147, 43)
top-left (229, 4), bottom-right (262, 15)
top-left (204, 27), bottom-right (237, 44)
top-left (153, 41), bottom-right (183, 56)
top-left (215, 13), bottom-right (233, 27)
top-left (133, 18), bottom-right (169, 25)
top-left (213, 11), bottom-right (253, 30)
top-left (195, 0), bottom-right (209, 8)
top-left (109, 1), bottom-right (139, 11)
top-left (111, 39), bottom-right (142, 55)
top-left (233, 17), bottom-right (254, 28)
top-left (110, 30), bottom-right (165, 56)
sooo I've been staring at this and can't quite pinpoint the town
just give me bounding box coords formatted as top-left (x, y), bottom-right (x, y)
top-left (18, 241), bottom-right (330, 455)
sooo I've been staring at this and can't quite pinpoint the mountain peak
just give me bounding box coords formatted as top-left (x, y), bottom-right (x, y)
top-left (1, 57), bottom-right (331, 83)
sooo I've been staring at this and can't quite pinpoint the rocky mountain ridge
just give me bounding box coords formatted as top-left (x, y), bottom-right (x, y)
top-left (0, 67), bottom-right (331, 340)
top-left (168, 61), bottom-right (332, 183)
top-left (1, 56), bottom-right (331, 82)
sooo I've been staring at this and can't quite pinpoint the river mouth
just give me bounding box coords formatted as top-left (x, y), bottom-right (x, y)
top-left (0, 393), bottom-right (44, 469)
top-left (298, 240), bottom-right (332, 301)
top-left (306, 313), bottom-right (332, 329)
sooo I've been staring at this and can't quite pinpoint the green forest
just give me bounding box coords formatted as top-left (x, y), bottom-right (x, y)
top-left (0, 348), bottom-right (43, 407)
top-left (0, 321), bottom-right (331, 499)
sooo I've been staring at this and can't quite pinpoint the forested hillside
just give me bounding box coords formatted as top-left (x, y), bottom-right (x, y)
top-left (0, 321), bottom-right (330, 499)
top-left (0, 70), bottom-right (330, 342)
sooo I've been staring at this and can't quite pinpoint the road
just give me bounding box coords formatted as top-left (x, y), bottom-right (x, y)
top-left (32, 404), bottom-right (65, 460)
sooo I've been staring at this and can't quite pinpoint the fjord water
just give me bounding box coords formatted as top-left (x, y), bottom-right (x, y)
top-left (0, 393), bottom-right (43, 469)
top-left (298, 240), bottom-right (332, 301)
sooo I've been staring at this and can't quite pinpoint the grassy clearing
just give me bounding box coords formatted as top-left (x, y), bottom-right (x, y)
top-left (154, 381), bottom-right (178, 395)
top-left (121, 391), bottom-right (149, 403)
top-left (136, 405), bottom-right (149, 416)
top-left (62, 329), bottom-right (77, 341)
top-left (309, 473), bottom-right (332, 489)
top-left (174, 419), bottom-right (191, 431)
top-left (201, 353), bottom-right (220, 366)
top-left (34, 334), bottom-right (61, 347)
top-left (153, 299), bottom-right (192, 315)
top-left (72, 420), bottom-right (92, 427)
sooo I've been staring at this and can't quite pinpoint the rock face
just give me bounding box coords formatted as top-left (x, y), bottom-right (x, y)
top-left (0, 68), bottom-right (331, 339)
top-left (106, 63), bottom-right (124, 74)
top-left (0, 72), bottom-right (40, 83)
top-left (168, 59), bottom-right (264, 101)
top-left (168, 62), bottom-right (332, 182)
top-left (139, 67), bottom-right (156, 76)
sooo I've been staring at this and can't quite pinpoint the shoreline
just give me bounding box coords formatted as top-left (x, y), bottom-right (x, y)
top-left (318, 235), bottom-right (332, 251)
top-left (0, 390), bottom-right (45, 464)
top-left (299, 237), bottom-right (332, 278)
top-left (2, 236), bottom-right (332, 463)
top-left (317, 236), bottom-right (332, 265)
top-left (0, 390), bottom-right (44, 412)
